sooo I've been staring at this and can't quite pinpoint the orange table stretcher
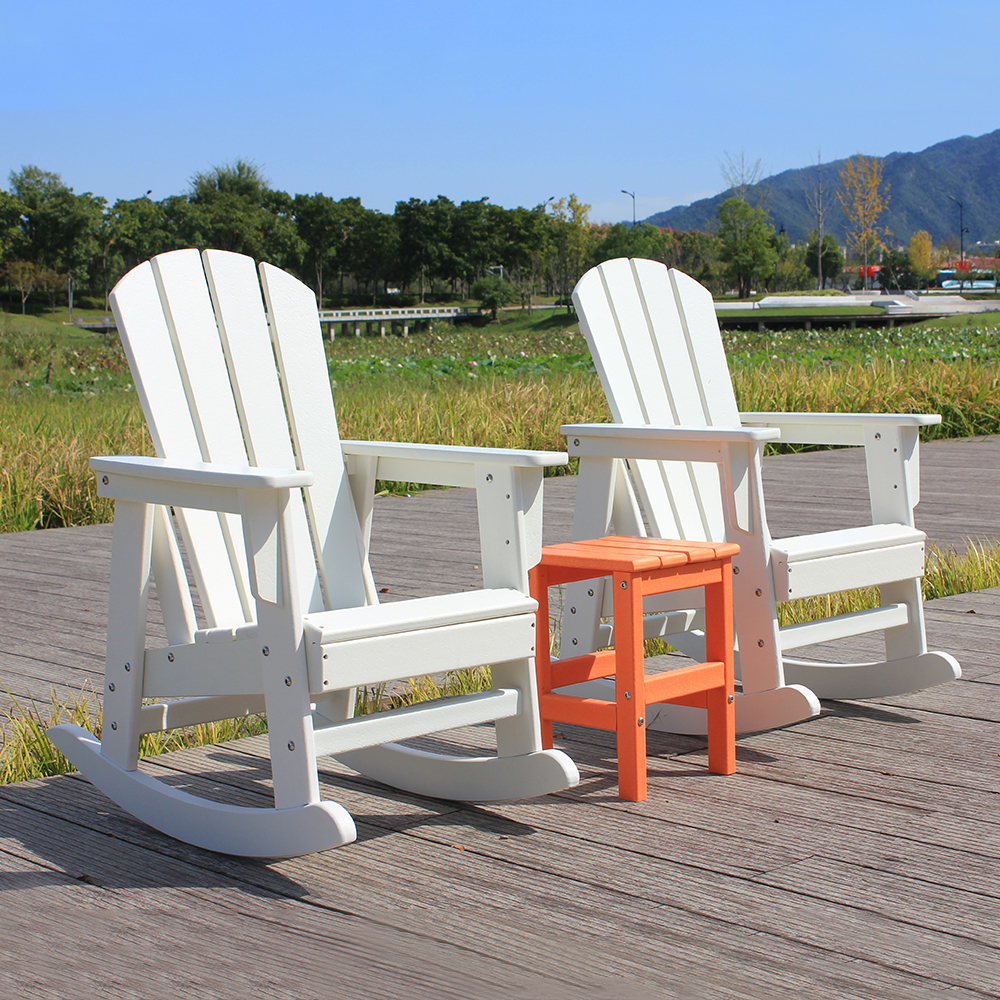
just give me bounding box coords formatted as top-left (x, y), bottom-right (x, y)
top-left (529, 536), bottom-right (739, 800)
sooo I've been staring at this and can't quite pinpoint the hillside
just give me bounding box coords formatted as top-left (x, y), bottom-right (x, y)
top-left (643, 130), bottom-right (1000, 246)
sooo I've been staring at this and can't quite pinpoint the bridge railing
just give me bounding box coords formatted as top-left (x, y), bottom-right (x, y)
top-left (317, 306), bottom-right (471, 339)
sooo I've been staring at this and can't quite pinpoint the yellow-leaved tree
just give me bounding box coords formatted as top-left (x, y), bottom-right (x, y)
top-left (838, 155), bottom-right (890, 289)
top-left (908, 230), bottom-right (936, 285)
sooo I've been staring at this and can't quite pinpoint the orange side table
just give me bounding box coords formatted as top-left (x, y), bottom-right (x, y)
top-left (529, 536), bottom-right (739, 801)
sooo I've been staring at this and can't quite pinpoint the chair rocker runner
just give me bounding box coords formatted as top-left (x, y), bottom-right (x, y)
top-left (558, 257), bottom-right (960, 735)
top-left (48, 248), bottom-right (578, 858)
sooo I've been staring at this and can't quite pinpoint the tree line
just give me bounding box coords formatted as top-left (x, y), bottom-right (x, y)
top-left (0, 156), bottom-right (968, 317)
top-left (0, 161), bottom-right (714, 314)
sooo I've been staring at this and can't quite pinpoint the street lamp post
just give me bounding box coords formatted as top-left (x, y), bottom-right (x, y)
top-left (621, 189), bottom-right (636, 228)
top-left (949, 195), bottom-right (970, 291)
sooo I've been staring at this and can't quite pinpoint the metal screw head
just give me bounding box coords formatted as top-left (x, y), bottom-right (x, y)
top-left (262, 646), bottom-right (270, 656)
top-left (623, 691), bottom-right (632, 700)
top-left (755, 588), bottom-right (762, 597)
top-left (167, 652), bottom-right (174, 662)
top-left (287, 741), bottom-right (295, 751)
top-left (108, 682), bottom-right (115, 692)
top-left (875, 432), bottom-right (881, 440)
top-left (572, 638), bottom-right (578, 645)
top-left (573, 438), bottom-right (580, 447)
top-left (102, 475), bottom-right (109, 485)
top-left (728, 694), bottom-right (735, 704)
top-left (758, 639), bottom-right (765, 647)
top-left (587, 589), bottom-right (594, 597)
top-left (570, 607), bottom-right (576, 614)
top-left (733, 567), bottom-right (740, 575)
top-left (110, 721), bottom-right (117, 731)
top-left (486, 473), bottom-right (493, 482)
top-left (637, 716), bottom-right (645, 727)
top-left (284, 676), bottom-right (292, 687)
top-left (620, 581), bottom-right (628, 589)
top-left (124, 662), bottom-right (131, 672)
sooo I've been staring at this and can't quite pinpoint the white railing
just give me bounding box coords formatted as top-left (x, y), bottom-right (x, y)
top-left (318, 306), bottom-right (469, 323)
top-left (317, 305), bottom-right (471, 339)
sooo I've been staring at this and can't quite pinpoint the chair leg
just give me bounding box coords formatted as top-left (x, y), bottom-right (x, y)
top-left (881, 577), bottom-right (927, 659)
top-left (492, 658), bottom-right (545, 757)
top-left (102, 500), bottom-right (154, 772)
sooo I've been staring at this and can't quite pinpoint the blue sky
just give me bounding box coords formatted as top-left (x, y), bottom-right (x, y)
top-left (5, 1), bottom-right (999, 224)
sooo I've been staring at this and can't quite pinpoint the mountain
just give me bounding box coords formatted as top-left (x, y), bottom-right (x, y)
top-left (643, 130), bottom-right (1000, 247)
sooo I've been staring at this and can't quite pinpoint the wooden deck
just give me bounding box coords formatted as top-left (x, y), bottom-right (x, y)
top-left (1, 438), bottom-right (998, 998)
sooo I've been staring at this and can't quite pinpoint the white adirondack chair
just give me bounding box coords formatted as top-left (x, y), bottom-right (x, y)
top-left (559, 258), bottom-right (960, 734)
top-left (48, 248), bottom-right (578, 858)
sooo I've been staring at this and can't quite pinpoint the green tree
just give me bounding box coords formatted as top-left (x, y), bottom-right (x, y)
top-left (395, 196), bottom-right (454, 302)
top-left (348, 208), bottom-right (400, 303)
top-left (804, 233), bottom-right (844, 289)
top-left (672, 230), bottom-right (722, 291)
top-left (450, 198), bottom-right (507, 295)
top-left (471, 275), bottom-right (517, 321)
top-left (8, 166), bottom-right (105, 309)
top-left (96, 195), bottom-right (167, 309)
top-left (0, 190), bottom-right (23, 267)
top-left (547, 194), bottom-right (594, 312)
top-left (591, 223), bottom-right (675, 266)
top-left (182, 160), bottom-right (304, 267)
top-left (293, 193), bottom-right (362, 305)
top-left (876, 247), bottom-right (918, 291)
top-left (5, 261), bottom-right (38, 313)
top-left (502, 204), bottom-right (551, 313)
top-left (715, 198), bottom-right (777, 298)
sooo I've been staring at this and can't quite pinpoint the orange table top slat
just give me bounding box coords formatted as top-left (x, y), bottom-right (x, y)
top-left (537, 536), bottom-right (740, 574)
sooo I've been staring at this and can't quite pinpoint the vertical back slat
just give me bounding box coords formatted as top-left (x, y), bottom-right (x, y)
top-left (641, 262), bottom-right (733, 537)
top-left (200, 249), bottom-right (321, 613)
top-left (151, 249), bottom-right (253, 621)
top-left (259, 262), bottom-right (368, 612)
top-left (109, 260), bottom-right (247, 627)
top-left (573, 258), bottom-right (739, 542)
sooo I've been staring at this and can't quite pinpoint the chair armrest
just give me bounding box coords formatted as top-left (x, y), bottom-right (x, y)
top-left (341, 439), bottom-right (568, 489)
top-left (739, 411), bottom-right (941, 447)
top-left (92, 455), bottom-right (312, 514)
top-left (341, 440), bottom-right (568, 593)
top-left (561, 423), bottom-right (778, 463)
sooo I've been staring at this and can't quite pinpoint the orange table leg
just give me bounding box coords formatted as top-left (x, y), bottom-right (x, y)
top-left (613, 569), bottom-right (647, 801)
top-left (704, 564), bottom-right (736, 776)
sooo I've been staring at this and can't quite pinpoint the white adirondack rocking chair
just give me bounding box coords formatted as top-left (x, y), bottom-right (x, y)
top-left (559, 258), bottom-right (960, 734)
top-left (48, 248), bottom-right (578, 858)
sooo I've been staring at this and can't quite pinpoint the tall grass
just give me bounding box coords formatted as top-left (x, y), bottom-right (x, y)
top-left (733, 357), bottom-right (1000, 441)
top-left (335, 373), bottom-right (610, 461)
top-left (0, 392), bottom-right (152, 532)
top-left (1, 668), bottom-right (493, 784)
top-left (0, 687), bottom-right (268, 784)
top-left (6, 355), bottom-right (1000, 531)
